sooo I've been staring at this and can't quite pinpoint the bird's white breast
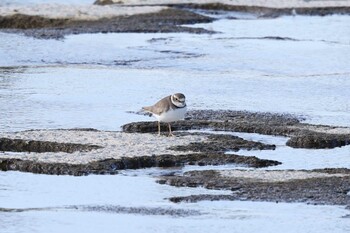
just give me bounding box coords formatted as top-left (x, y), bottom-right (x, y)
top-left (154, 106), bottom-right (187, 123)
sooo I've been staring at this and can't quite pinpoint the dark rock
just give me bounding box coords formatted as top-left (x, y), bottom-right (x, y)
top-left (170, 134), bottom-right (276, 152)
top-left (77, 204), bottom-right (202, 216)
top-left (0, 204), bottom-right (202, 217)
top-left (0, 137), bottom-right (101, 153)
top-left (0, 14), bottom-right (69, 29)
top-left (180, 3), bottom-right (350, 17)
top-left (93, 1), bottom-right (350, 16)
top-left (0, 9), bottom-right (214, 39)
top-left (0, 152), bottom-right (280, 175)
top-left (123, 110), bottom-right (350, 149)
top-left (122, 110), bottom-right (303, 136)
top-left (286, 133), bottom-right (350, 149)
top-left (312, 168), bottom-right (350, 174)
top-left (160, 169), bottom-right (350, 206)
top-left (94, 0), bottom-right (115, 5)
top-left (2, 4), bottom-right (350, 39)
top-left (169, 194), bottom-right (236, 203)
top-left (171, 153), bottom-right (281, 168)
top-left (185, 110), bottom-right (302, 124)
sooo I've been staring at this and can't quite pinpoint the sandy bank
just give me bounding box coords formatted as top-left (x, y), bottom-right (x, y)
top-left (0, 4), bottom-right (166, 20)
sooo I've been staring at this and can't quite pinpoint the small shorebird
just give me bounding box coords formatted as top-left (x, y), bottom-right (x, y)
top-left (142, 93), bottom-right (187, 136)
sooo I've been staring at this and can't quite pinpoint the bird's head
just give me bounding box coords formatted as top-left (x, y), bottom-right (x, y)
top-left (171, 93), bottom-right (186, 108)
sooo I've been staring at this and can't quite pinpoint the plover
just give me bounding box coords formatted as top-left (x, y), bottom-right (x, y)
top-left (142, 93), bottom-right (187, 136)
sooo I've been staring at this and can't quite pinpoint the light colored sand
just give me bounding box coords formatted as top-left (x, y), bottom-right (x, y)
top-left (0, 130), bottom-right (206, 164)
top-left (0, 4), bottom-right (166, 19)
top-left (220, 169), bottom-right (349, 182)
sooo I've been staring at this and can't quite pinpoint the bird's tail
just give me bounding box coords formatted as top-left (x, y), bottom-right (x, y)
top-left (140, 107), bottom-right (153, 117)
top-left (126, 108), bottom-right (152, 117)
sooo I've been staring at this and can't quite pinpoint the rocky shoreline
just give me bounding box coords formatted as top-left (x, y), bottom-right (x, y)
top-left (124, 110), bottom-right (350, 149)
top-left (1, 1), bottom-right (350, 39)
top-left (160, 168), bottom-right (350, 208)
top-left (0, 127), bottom-right (281, 176)
top-left (0, 0), bottom-right (350, 209)
top-left (0, 111), bottom-right (285, 175)
top-left (0, 110), bottom-right (350, 211)
top-left (0, 8), bottom-right (213, 39)
top-left (0, 152), bottom-right (280, 176)
top-left (1, 109), bottom-right (349, 208)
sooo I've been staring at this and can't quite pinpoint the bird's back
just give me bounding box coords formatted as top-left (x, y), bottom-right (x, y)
top-left (142, 95), bottom-right (172, 116)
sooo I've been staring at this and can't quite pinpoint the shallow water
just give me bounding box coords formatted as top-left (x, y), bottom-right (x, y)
top-left (1, 171), bottom-right (349, 233)
top-left (1, 64), bottom-right (350, 131)
top-left (185, 130), bottom-right (350, 170)
top-left (1, 5), bottom-right (350, 233)
top-left (1, 16), bottom-right (350, 131)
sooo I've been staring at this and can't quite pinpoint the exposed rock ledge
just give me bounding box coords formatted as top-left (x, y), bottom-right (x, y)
top-left (159, 168), bottom-right (350, 207)
top-left (0, 125), bottom-right (280, 175)
top-left (0, 8), bottom-right (213, 39)
top-left (1, 110), bottom-right (349, 175)
top-left (124, 110), bottom-right (350, 149)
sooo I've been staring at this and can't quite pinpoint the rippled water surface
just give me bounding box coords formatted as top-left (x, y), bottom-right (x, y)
top-left (1, 15), bottom-right (350, 131)
top-left (1, 5), bottom-right (350, 233)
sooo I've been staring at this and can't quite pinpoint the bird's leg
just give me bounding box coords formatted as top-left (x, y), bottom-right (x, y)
top-left (158, 121), bottom-right (161, 136)
top-left (168, 123), bottom-right (174, 137)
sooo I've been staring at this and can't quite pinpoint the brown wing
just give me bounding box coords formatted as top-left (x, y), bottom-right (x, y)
top-left (142, 95), bottom-right (171, 115)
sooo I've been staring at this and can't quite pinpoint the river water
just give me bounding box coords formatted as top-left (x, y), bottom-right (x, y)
top-left (1, 2), bottom-right (350, 232)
